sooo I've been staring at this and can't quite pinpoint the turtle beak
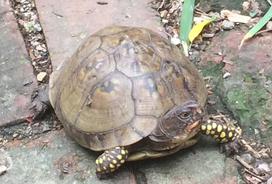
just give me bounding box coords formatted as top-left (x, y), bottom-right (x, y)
top-left (173, 120), bottom-right (200, 141)
top-left (185, 107), bottom-right (203, 134)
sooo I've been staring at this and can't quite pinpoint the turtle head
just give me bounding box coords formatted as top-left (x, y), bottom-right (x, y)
top-left (150, 100), bottom-right (204, 143)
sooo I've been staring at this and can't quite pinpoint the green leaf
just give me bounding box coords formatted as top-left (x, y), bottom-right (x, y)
top-left (239, 6), bottom-right (272, 48)
top-left (180, 0), bottom-right (195, 56)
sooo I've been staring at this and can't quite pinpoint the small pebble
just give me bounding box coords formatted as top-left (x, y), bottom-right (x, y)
top-left (256, 161), bottom-right (271, 173)
top-left (240, 153), bottom-right (254, 164)
top-left (12, 133), bottom-right (19, 138)
top-left (266, 21), bottom-right (272, 30)
top-left (223, 72), bottom-right (231, 79)
top-left (162, 19), bottom-right (169, 24)
top-left (37, 72), bottom-right (47, 82)
top-left (171, 37), bottom-right (181, 45)
top-left (222, 20), bottom-right (235, 30)
top-left (160, 10), bottom-right (168, 18)
top-left (242, 1), bottom-right (250, 11)
top-left (0, 165), bottom-right (7, 175)
top-left (268, 177), bottom-right (272, 184)
top-left (33, 23), bottom-right (42, 32)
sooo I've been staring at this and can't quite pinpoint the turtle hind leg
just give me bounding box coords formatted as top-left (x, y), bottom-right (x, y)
top-left (30, 84), bottom-right (52, 120)
top-left (95, 146), bottom-right (129, 179)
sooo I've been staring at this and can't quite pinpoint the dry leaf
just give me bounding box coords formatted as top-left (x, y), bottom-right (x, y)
top-left (221, 10), bottom-right (251, 23)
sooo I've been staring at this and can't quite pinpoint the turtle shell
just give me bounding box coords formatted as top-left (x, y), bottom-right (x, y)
top-left (49, 26), bottom-right (207, 151)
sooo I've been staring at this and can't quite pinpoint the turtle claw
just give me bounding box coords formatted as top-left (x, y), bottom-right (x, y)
top-left (96, 172), bottom-right (114, 180)
top-left (220, 138), bottom-right (242, 156)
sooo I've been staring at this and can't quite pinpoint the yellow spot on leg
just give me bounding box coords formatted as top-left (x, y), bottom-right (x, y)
top-left (112, 160), bottom-right (117, 164)
top-left (121, 150), bottom-right (126, 155)
top-left (97, 167), bottom-right (101, 172)
top-left (236, 127), bottom-right (242, 135)
top-left (210, 130), bottom-right (215, 135)
top-left (99, 158), bottom-right (103, 164)
top-left (120, 160), bottom-right (125, 164)
top-left (117, 155), bottom-right (122, 160)
top-left (201, 125), bottom-right (206, 131)
top-left (221, 138), bottom-right (227, 143)
top-left (220, 131), bottom-right (226, 138)
top-left (212, 122), bottom-right (217, 129)
top-left (207, 124), bottom-right (212, 131)
top-left (206, 130), bottom-right (211, 135)
top-left (213, 135), bottom-right (219, 139)
top-left (109, 164), bottom-right (115, 169)
top-left (217, 125), bottom-right (223, 132)
top-left (228, 132), bottom-right (233, 138)
top-left (95, 159), bottom-right (99, 164)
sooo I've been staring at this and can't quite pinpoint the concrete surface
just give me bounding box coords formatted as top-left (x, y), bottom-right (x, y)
top-left (0, 130), bottom-right (240, 184)
top-left (35, 0), bottom-right (164, 69)
top-left (0, 0), bottom-right (37, 127)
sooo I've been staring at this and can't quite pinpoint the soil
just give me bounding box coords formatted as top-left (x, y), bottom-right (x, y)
top-left (9, 0), bottom-right (52, 83)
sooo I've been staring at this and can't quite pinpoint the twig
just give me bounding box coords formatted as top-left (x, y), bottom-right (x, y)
top-left (239, 139), bottom-right (262, 158)
top-left (235, 155), bottom-right (260, 175)
top-left (157, 0), bottom-right (165, 11)
top-left (255, 29), bottom-right (272, 36)
top-left (244, 168), bottom-right (266, 182)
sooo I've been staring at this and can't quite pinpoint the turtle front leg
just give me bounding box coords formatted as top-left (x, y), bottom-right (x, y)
top-left (95, 146), bottom-right (129, 178)
top-left (200, 116), bottom-right (242, 143)
top-left (200, 115), bottom-right (243, 155)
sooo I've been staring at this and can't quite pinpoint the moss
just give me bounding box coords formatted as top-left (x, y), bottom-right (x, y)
top-left (201, 62), bottom-right (224, 78)
top-left (200, 62), bottom-right (272, 144)
top-left (226, 87), bottom-right (268, 126)
top-left (224, 75), bottom-right (272, 143)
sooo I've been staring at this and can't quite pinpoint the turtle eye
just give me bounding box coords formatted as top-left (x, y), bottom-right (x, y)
top-left (178, 111), bottom-right (192, 121)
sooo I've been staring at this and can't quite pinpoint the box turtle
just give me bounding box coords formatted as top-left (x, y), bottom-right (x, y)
top-left (48, 25), bottom-right (241, 178)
